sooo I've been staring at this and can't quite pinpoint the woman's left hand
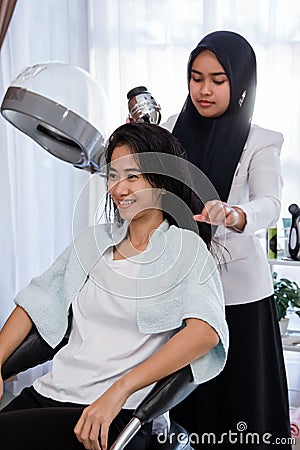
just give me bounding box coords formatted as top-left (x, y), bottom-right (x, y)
top-left (74, 384), bottom-right (128, 450)
top-left (193, 200), bottom-right (246, 231)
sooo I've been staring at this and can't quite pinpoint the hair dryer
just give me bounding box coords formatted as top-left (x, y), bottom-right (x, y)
top-left (127, 86), bottom-right (161, 125)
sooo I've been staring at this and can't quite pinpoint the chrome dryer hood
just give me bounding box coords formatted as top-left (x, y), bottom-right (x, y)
top-left (1, 62), bottom-right (109, 172)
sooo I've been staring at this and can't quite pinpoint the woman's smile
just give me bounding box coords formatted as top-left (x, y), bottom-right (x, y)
top-left (118, 198), bottom-right (137, 209)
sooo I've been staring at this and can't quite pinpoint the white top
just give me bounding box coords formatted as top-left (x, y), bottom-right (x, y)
top-left (163, 116), bottom-right (283, 305)
top-left (16, 219), bottom-right (228, 384)
top-left (34, 248), bottom-right (173, 408)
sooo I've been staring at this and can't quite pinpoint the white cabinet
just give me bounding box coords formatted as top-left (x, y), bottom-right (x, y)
top-left (270, 258), bottom-right (300, 448)
top-left (268, 257), bottom-right (300, 350)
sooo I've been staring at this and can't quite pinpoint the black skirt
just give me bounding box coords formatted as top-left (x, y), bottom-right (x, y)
top-left (170, 296), bottom-right (292, 449)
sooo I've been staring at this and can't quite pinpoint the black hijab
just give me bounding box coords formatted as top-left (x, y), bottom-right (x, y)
top-left (172, 31), bottom-right (257, 202)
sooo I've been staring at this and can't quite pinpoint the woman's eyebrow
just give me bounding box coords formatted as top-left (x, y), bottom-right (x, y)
top-left (109, 166), bottom-right (141, 173)
top-left (191, 69), bottom-right (227, 76)
top-left (124, 168), bottom-right (141, 173)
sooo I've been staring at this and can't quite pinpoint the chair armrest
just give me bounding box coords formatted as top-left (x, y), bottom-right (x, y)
top-left (134, 365), bottom-right (196, 424)
top-left (1, 326), bottom-right (67, 381)
top-left (1, 308), bottom-right (72, 381)
top-left (109, 366), bottom-right (197, 450)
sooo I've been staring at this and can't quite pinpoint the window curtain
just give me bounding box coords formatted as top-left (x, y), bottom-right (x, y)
top-left (1, 0), bottom-right (299, 396)
top-left (87, 0), bottom-right (300, 222)
top-left (0, 0), bottom-right (92, 392)
top-left (0, 0), bottom-right (17, 50)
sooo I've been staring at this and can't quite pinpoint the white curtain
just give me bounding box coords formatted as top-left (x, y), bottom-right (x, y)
top-left (88, 0), bottom-right (300, 226)
top-left (0, 0), bottom-right (92, 391)
top-left (1, 0), bottom-right (300, 395)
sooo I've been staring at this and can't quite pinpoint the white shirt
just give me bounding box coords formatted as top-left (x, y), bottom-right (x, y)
top-left (163, 116), bottom-right (283, 305)
top-left (34, 248), bottom-right (173, 408)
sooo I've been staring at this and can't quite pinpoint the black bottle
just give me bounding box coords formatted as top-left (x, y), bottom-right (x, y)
top-left (288, 203), bottom-right (300, 260)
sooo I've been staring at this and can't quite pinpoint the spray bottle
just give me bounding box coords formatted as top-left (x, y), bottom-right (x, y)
top-left (288, 203), bottom-right (300, 260)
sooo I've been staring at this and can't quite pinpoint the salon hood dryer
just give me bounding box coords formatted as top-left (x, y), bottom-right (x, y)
top-left (1, 62), bottom-right (109, 172)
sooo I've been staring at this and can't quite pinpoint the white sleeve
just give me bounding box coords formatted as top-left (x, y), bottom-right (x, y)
top-left (236, 142), bottom-right (283, 234)
top-left (160, 114), bottom-right (178, 132)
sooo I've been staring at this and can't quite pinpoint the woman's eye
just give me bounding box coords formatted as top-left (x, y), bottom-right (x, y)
top-left (127, 174), bottom-right (139, 180)
top-left (108, 173), bottom-right (117, 180)
top-left (191, 76), bottom-right (202, 83)
top-left (213, 78), bottom-right (228, 85)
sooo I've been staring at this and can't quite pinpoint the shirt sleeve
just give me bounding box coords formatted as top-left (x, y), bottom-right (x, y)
top-left (14, 243), bottom-right (74, 347)
top-left (234, 129), bottom-right (283, 234)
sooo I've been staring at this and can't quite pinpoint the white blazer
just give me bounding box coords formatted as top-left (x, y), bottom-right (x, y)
top-left (163, 116), bottom-right (283, 305)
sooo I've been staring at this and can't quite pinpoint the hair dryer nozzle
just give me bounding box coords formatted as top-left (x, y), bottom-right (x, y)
top-left (127, 86), bottom-right (161, 125)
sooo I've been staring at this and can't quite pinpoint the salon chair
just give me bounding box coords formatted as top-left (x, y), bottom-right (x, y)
top-left (1, 316), bottom-right (196, 450)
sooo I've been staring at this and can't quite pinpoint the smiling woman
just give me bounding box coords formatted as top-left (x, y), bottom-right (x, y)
top-left (108, 146), bottom-right (164, 228)
top-left (0, 122), bottom-right (228, 450)
top-left (107, 145), bottom-right (165, 258)
top-left (104, 122), bottom-right (213, 248)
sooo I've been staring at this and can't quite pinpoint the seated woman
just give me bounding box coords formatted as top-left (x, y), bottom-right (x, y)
top-left (0, 123), bottom-right (228, 450)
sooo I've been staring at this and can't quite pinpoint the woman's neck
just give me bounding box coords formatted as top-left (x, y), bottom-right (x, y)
top-left (129, 211), bottom-right (164, 245)
top-left (114, 211), bottom-right (164, 260)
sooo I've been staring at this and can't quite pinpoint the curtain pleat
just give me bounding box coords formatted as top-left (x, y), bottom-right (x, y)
top-left (0, 0), bottom-right (17, 50)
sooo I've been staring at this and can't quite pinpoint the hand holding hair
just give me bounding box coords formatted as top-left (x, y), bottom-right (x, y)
top-left (193, 200), bottom-right (246, 232)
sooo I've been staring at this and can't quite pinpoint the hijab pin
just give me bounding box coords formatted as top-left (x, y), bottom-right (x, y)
top-left (238, 90), bottom-right (247, 108)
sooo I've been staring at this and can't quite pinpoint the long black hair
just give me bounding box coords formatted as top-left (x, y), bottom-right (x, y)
top-left (104, 122), bottom-right (212, 248)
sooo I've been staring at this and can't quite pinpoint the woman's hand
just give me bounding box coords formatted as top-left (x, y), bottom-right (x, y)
top-left (74, 382), bottom-right (129, 450)
top-left (194, 200), bottom-right (246, 231)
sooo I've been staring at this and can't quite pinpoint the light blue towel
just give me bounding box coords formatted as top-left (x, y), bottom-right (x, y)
top-left (15, 220), bottom-right (229, 385)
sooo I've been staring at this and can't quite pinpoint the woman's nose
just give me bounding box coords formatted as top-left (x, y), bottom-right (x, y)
top-left (200, 79), bottom-right (212, 95)
top-left (110, 177), bottom-right (130, 196)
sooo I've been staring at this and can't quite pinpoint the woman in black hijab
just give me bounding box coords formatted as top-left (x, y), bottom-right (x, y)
top-left (165, 31), bottom-right (291, 449)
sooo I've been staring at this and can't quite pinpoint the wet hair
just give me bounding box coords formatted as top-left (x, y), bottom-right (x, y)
top-left (104, 122), bottom-right (212, 248)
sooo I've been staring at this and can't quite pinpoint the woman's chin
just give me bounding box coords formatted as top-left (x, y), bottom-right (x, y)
top-left (117, 208), bottom-right (136, 222)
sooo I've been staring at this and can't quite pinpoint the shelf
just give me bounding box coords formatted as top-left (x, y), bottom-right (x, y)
top-left (268, 258), bottom-right (300, 267)
top-left (282, 331), bottom-right (300, 352)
